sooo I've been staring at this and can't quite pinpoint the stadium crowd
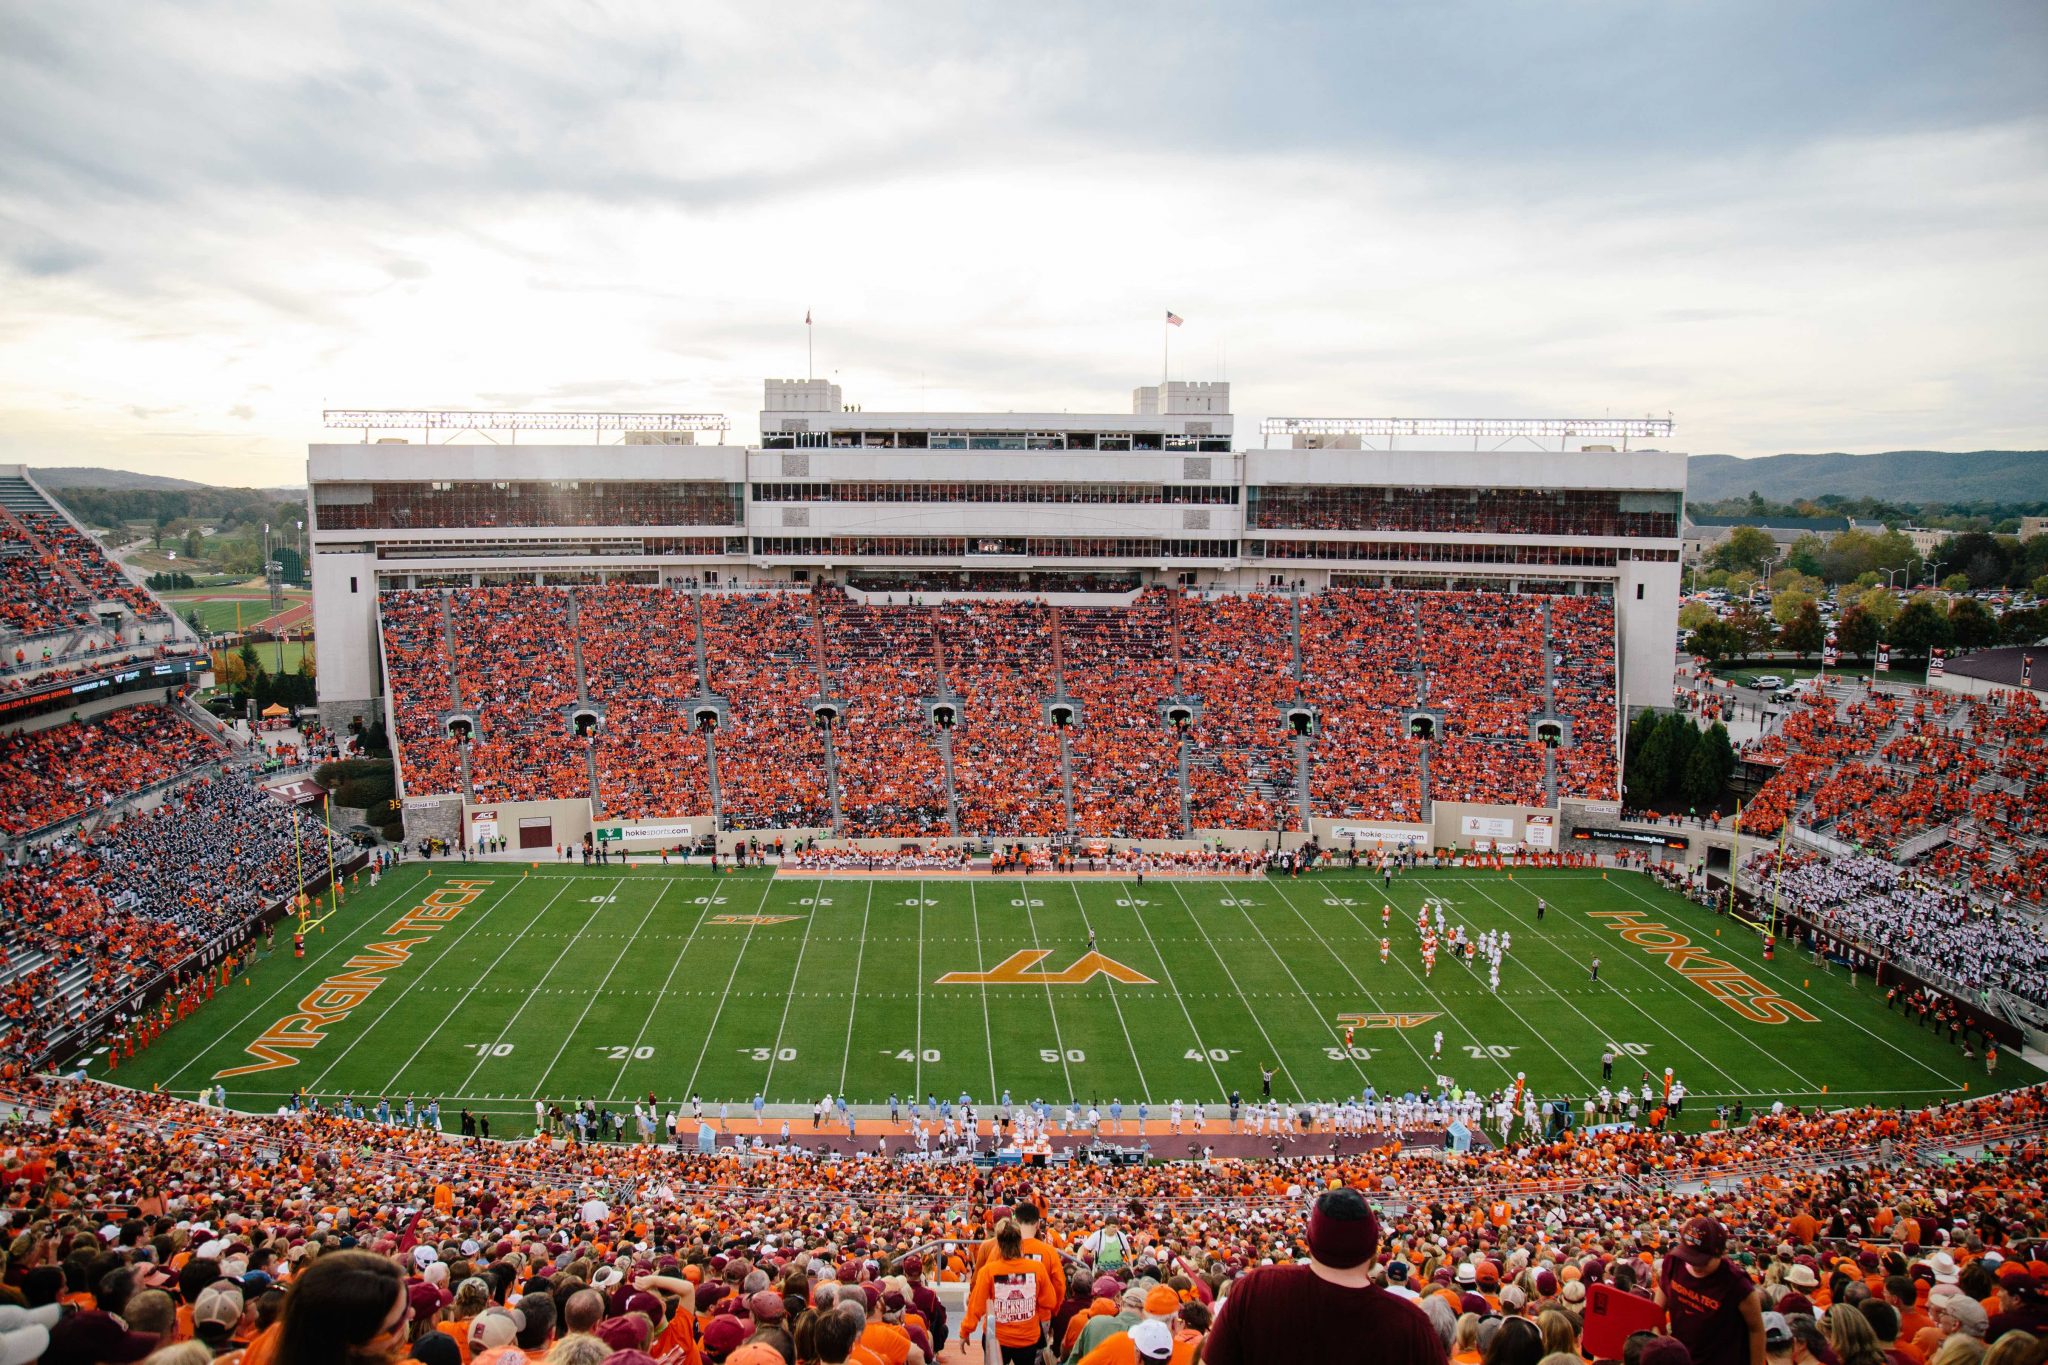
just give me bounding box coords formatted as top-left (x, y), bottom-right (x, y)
top-left (1745, 851), bottom-right (2048, 1004)
top-left (0, 1075), bottom-right (2043, 1365)
top-left (0, 767), bottom-right (360, 1070)
top-left (0, 506), bottom-right (166, 638)
top-left (378, 585), bottom-right (1621, 841)
top-left (0, 707), bottom-right (222, 837)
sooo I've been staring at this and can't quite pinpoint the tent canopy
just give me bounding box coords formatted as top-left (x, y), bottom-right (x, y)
top-left (260, 703), bottom-right (291, 718)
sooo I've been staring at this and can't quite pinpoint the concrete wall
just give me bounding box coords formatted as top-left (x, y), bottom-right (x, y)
top-left (463, 796), bottom-right (595, 852)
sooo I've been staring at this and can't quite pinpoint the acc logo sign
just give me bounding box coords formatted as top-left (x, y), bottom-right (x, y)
top-left (938, 950), bottom-right (1156, 986)
top-left (1335, 1012), bottom-right (1441, 1029)
top-left (710, 914), bottom-right (801, 926)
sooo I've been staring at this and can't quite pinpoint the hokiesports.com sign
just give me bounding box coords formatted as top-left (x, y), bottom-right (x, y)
top-left (595, 821), bottom-right (698, 843)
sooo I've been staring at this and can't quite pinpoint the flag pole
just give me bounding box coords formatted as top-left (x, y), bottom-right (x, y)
top-left (1162, 315), bottom-right (1170, 390)
top-left (806, 308), bottom-right (813, 383)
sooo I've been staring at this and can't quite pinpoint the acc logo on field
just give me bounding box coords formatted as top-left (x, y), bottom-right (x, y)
top-left (938, 950), bottom-right (1156, 986)
top-left (1335, 1012), bottom-right (1441, 1029)
top-left (710, 914), bottom-right (802, 926)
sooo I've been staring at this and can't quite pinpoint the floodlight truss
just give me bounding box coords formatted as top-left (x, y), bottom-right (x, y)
top-left (1262, 417), bottom-right (1671, 440)
top-left (324, 410), bottom-right (731, 436)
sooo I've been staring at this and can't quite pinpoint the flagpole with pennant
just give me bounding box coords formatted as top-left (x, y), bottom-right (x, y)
top-left (1163, 310), bottom-right (1183, 390)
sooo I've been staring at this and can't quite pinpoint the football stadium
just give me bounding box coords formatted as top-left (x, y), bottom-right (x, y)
top-left (5, 370), bottom-right (2048, 1364)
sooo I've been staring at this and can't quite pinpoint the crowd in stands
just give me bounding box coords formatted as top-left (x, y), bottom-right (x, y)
top-left (942, 601), bottom-right (1066, 839)
top-left (1419, 596), bottom-right (1548, 808)
top-left (0, 706), bottom-right (222, 836)
top-left (0, 1074), bottom-right (2044, 1364)
top-left (0, 507), bottom-right (166, 639)
top-left (1303, 588), bottom-right (1422, 822)
top-left (701, 594), bottom-right (831, 831)
top-left (1745, 851), bottom-right (2048, 1003)
top-left (1740, 681), bottom-right (2048, 907)
top-left (378, 585), bottom-right (1620, 839)
top-left (579, 589), bottom-right (713, 824)
top-left (1062, 597), bottom-right (1182, 839)
top-left (0, 765), bottom-right (359, 1068)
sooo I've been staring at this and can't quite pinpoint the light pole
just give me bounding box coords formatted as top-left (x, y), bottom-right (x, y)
top-left (1928, 558), bottom-right (1948, 589)
top-left (1879, 568), bottom-right (1907, 592)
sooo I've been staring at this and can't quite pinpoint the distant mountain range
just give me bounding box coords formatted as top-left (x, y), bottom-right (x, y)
top-left (1685, 451), bottom-right (2046, 505)
top-left (31, 467), bottom-right (302, 497)
top-left (29, 452), bottom-right (2046, 507)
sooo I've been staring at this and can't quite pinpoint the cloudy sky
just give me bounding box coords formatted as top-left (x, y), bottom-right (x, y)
top-left (2, 0), bottom-right (2044, 486)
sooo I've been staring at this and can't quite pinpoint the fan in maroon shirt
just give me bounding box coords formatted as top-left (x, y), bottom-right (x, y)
top-left (1204, 1188), bottom-right (1445, 1365)
top-left (1655, 1216), bottom-right (1765, 1365)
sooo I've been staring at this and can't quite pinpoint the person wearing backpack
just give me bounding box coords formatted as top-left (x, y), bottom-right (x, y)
top-left (1083, 1217), bottom-right (1129, 1274)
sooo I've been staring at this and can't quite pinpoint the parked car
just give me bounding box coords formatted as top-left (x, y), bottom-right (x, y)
top-left (1752, 674), bottom-right (1786, 691)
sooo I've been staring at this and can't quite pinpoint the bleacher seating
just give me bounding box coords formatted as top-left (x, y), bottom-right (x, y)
top-left (378, 585), bottom-right (1623, 837)
top-left (0, 704), bottom-right (222, 836)
top-left (0, 474), bottom-right (165, 638)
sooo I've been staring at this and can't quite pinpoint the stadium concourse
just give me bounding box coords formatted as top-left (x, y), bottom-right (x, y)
top-left (375, 583), bottom-right (1622, 834)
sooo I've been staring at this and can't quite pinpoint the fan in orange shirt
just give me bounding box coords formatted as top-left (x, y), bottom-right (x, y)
top-left (964, 1222), bottom-right (1056, 1365)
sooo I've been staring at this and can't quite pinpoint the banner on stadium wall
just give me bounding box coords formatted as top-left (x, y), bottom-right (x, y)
top-left (1929, 648), bottom-right (1945, 677)
top-left (2024, 654), bottom-right (2034, 687)
top-left (1525, 814), bottom-right (1555, 848)
top-left (595, 821), bottom-right (699, 843)
top-left (469, 809), bottom-right (499, 840)
top-left (1876, 642), bottom-right (1891, 673)
top-left (403, 796), bottom-right (446, 810)
top-left (1823, 635), bottom-right (1838, 666)
top-left (1330, 825), bottom-right (1429, 847)
top-left (1461, 815), bottom-right (1515, 839)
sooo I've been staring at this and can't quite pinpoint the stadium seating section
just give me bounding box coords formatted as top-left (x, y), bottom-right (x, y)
top-left (0, 474), bottom-right (166, 639)
top-left (1741, 681), bottom-right (2048, 904)
top-left (1, 760), bottom-right (359, 1066)
top-left (378, 585), bottom-right (1621, 836)
top-left (0, 704), bottom-right (223, 836)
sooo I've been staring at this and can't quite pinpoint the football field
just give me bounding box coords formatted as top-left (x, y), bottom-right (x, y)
top-left (96, 864), bottom-right (2038, 1128)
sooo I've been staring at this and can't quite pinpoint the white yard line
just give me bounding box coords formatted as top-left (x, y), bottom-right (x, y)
top-left (914, 881), bottom-right (926, 1101)
top-left (679, 878), bottom-right (783, 1100)
top-left (1108, 879), bottom-right (1227, 1100)
top-left (834, 881), bottom-right (876, 1097)
top-left (1465, 879), bottom-right (1783, 1091)
top-left (1601, 874), bottom-right (1959, 1088)
top-left (158, 867), bottom-right (444, 1090)
top-left (1015, 880), bottom-right (1078, 1099)
top-left (531, 880), bottom-right (676, 1095)
top-left (1164, 880), bottom-right (1306, 1099)
top-left (443, 877), bottom-right (625, 1098)
top-left (309, 875), bottom-right (546, 1097)
top-left (1341, 882), bottom-right (1519, 1085)
top-left (604, 876), bottom-right (730, 1096)
top-left (1260, 881), bottom-right (1443, 1078)
top-left (1214, 884), bottom-right (1371, 1088)
top-left (759, 880), bottom-right (826, 1101)
top-left (967, 881), bottom-right (1000, 1102)
top-left (1068, 881), bottom-right (1150, 1104)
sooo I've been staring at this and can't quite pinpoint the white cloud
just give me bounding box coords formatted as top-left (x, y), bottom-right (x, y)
top-left (0, 0), bottom-right (2042, 483)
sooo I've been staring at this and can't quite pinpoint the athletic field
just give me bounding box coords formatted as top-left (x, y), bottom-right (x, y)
top-left (95, 865), bottom-right (2037, 1127)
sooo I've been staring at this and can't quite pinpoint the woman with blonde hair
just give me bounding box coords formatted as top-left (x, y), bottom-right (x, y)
top-left (1826, 1304), bottom-right (1889, 1365)
top-left (1452, 1312), bottom-right (1484, 1365)
top-left (1930, 1337), bottom-right (1989, 1365)
top-left (1537, 1310), bottom-right (1579, 1360)
top-left (1979, 1332), bottom-right (2041, 1365)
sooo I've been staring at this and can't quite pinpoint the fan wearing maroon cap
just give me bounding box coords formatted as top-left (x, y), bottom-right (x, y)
top-left (1203, 1188), bottom-right (1445, 1365)
top-left (1654, 1217), bottom-right (1765, 1365)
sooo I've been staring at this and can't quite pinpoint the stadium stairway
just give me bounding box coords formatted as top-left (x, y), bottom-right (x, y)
top-left (564, 592), bottom-right (601, 810)
top-left (687, 585), bottom-right (726, 830)
top-left (437, 595), bottom-right (476, 803)
top-left (808, 602), bottom-right (846, 836)
top-left (1541, 599), bottom-right (1560, 807)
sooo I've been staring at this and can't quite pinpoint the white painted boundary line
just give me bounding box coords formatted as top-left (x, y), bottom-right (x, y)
top-left (605, 877), bottom-right (730, 1096)
top-left (1067, 881), bottom-right (1151, 1104)
top-left (1164, 880), bottom-right (1306, 1099)
top-left (531, 880), bottom-right (677, 1095)
top-left (835, 882), bottom-right (876, 1097)
top-left (680, 878), bottom-right (786, 1099)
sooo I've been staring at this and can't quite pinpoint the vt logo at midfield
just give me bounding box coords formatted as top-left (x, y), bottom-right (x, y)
top-left (938, 950), bottom-right (1156, 986)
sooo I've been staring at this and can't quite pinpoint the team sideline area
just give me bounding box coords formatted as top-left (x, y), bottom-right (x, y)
top-left (91, 864), bottom-right (2035, 1136)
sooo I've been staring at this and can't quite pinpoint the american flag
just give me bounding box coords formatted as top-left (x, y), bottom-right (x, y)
top-left (1165, 311), bottom-right (1184, 327)
top-left (805, 309), bottom-right (812, 325)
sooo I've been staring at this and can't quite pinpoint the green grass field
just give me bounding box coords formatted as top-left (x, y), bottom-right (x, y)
top-left (95, 866), bottom-right (2036, 1126)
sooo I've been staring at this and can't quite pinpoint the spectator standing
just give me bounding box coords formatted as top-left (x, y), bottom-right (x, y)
top-left (1654, 1218), bottom-right (1764, 1365)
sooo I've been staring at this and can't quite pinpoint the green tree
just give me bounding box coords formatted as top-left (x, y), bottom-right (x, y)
top-left (182, 527), bottom-right (203, 559)
top-left (1941, 573), bottom-right (1972, 594)
top-left (1625, 710), bottom-right (1676, 805)
top-left (1661, 712), bottom-right (1701, 808)
top-left (1770, 589), bottom-right (1816, 628)
top-left (1948, 598), bottom-right (1997, 652)
top-left (1678, 601), bottom-right (1717, 632)
top-left (1728, 602), bottom-right (1774, 651)
top-left (1686, 619), bottom-right (1746, 664)
top-left (1681, 734), bottom-right (1723, 813)
top-left (1936, 530), bottom-right (2013, 588)
top-left (1709, 526), bottom-right (1779, 576)
top-left (1889, 597), bottom-right (1953, 659)
top-left (1785, 534), bottom-right (1828, 579)
top-left (238, 641), bottom-right (264, 679)
top-left (2002, 606), bottom-right (2047, 646)
top-left (1835, 604), bottom-right (1880, 659)
top-left (1779, 600), bottom-right (1825, 657)
top-left (1857, 585), bottom-right (1901, 627)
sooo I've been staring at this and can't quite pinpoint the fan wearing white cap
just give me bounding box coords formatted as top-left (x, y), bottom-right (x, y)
top-left (0, 1304), bottom-right (62, 1365)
